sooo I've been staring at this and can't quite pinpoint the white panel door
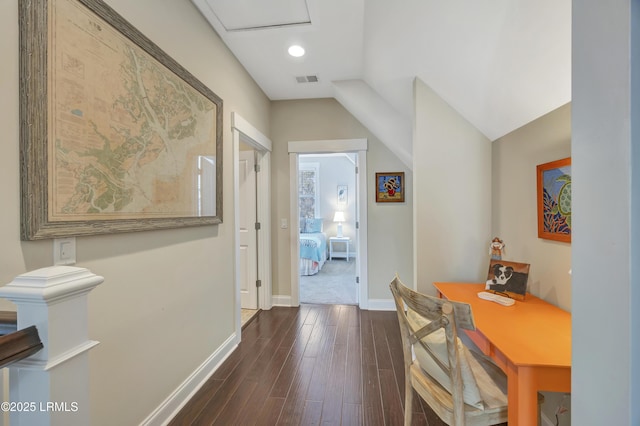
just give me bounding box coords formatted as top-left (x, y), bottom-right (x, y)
top-left (239, 150), bottom-right (258, 309)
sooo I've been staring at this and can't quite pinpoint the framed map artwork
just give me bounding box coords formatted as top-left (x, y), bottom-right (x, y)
top-left (19, 0), bottom-right (223, 240)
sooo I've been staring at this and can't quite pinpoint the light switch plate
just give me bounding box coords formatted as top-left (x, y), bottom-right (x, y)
top-left (53, 237), bottom-right (76, 265)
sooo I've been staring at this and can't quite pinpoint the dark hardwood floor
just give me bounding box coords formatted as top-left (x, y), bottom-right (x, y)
top-left (169, 304), bottom-right (449, 425)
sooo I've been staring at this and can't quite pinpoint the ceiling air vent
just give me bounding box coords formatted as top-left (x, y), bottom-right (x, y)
top-left (296, 75), bottom-right (319, 83)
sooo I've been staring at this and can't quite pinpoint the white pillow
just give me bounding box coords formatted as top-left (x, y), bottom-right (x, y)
top-left (407, 308), bottom-right (484, 409)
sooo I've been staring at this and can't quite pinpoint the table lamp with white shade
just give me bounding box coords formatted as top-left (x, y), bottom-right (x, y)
top-left (333, 211), bottom-right (345, 237)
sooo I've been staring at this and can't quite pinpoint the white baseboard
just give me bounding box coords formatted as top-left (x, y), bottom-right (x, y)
top-left (367, 299), bottom-right (395, 311)
top-left (139, 332), bottom-right (238, 426)
top-left (272, 295), bottom-right (292, 307)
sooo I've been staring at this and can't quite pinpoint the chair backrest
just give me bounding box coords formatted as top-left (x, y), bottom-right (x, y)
top-left (389, 276), bottom-right (477, 424)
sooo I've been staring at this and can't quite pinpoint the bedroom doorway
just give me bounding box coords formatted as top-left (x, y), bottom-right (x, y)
top-left (288, 139), bottom-right (369, 309)
top-left (298, 154), bottom-right (357, 304)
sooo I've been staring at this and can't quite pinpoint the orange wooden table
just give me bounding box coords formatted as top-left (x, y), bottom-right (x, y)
top-left (433, 282), bottom-right (571, 426)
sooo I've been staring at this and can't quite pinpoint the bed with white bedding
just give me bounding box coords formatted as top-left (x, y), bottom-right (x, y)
top-left (299, 232), bottom-right (327, 275)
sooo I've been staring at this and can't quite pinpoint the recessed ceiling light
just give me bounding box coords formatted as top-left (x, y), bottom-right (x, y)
top-left (288, 45), bottom-right (305, 57)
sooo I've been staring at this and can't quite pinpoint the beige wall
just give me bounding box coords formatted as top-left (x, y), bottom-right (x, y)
top-left (413, 78), bottom-right (493, 295)
top-left (0, 0), bottom-right (270, 424)
top-left (491, 103), bottom-right (572, 425)
top-left (270, 98), bottom-right (414, 301)
top-left (491, 103), bottom-right (572, 311)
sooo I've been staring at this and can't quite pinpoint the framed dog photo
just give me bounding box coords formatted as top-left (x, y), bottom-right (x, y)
top-left (375, 172), bottom-right (405, 203)
top-left (485, 259), bottom-right (530, 300)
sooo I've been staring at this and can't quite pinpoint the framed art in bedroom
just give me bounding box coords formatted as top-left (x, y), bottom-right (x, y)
top-left (337, 184), bottom-right (348, 206)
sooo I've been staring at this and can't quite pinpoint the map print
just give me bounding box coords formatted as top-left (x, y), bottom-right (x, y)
top-left (49, 0), bottom-right (217, 221)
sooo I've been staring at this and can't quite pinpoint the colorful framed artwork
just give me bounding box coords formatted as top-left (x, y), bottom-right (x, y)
top-left (375, 172), bottom-right (405, 203)
top-left (337, 184), bottom-right (348, 206)
top-left (19, 0), bottom-right (223, 240)
top-left (536, 157), bottom-right (571, 243)
top-left (485, 259), bottom-right (530, 300)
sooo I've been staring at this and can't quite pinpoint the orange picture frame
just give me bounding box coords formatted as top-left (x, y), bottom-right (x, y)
top-left (536, 157), bottom-right (571, 242)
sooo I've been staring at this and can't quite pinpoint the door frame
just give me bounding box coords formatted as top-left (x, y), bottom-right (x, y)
top-left (288, 138), bottom-right (369, 309)
top-left (238, 149), bottom-right (258, 309)
top-left (232, 113), bottom-right (272, 338)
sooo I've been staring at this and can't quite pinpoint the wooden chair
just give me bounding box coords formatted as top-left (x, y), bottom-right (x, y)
top-left (390, 276), bottom-right (508, 426)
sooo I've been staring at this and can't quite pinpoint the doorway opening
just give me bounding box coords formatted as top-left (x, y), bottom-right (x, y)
top-left (288, 138), bottom-right (369, 309)
top-left (298, 153), bottom-right (357, 304)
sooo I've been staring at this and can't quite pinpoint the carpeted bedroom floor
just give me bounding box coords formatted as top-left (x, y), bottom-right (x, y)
top-left (300, 259), bottom-right (357, 305)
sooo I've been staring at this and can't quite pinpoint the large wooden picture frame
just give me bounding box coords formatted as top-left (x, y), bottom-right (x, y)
top-left (20, 0), bottom-right (223, 240)
top-left (536, 157), bottom-right (571, 243)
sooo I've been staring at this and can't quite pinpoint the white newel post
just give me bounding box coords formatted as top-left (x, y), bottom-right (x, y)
top-left (0, 266), bottom-right (103, 426)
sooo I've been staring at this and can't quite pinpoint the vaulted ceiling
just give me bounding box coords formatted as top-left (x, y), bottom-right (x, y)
top-left (191, 0), bottom-right (571, 167)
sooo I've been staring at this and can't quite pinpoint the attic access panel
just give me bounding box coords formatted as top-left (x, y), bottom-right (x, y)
top-left (206, 0), bottom-right (311, 31)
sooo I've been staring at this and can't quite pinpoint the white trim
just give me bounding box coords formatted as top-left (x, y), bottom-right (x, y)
top-left (1, 266), bottom-right (103, 304)
top-left (288, 138), bottom-right (367, 153)
top-left (272, 295), bottom-right (293, 307)
top-left (13, 340), bottom-right (99, 370)
top-left (140, 333), bottom-right (238, 426)
top-left (300, 152), bottom-right (356, 165)
top-left (232, 113), bottom-right (272, 151)
top-left (231, 111), bottom-right (273, 336)
top-left (356, 151), bottom-right (368, 309)
top-left (238, 150), bottom-right (258, 310)
top-left (289, 154), bottom-right (300, 306)
top-left (255, 150), bottom-right (272, 310)
top-left (367, 299), bottom-right (396, 311)
top-left (233, 128), bottom-right (243, 335)
top-left (288, 139), bottom-right (368, 309)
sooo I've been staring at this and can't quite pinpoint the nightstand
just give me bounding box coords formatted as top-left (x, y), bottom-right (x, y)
top-left (329, 236), bottom-right (350, 260)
